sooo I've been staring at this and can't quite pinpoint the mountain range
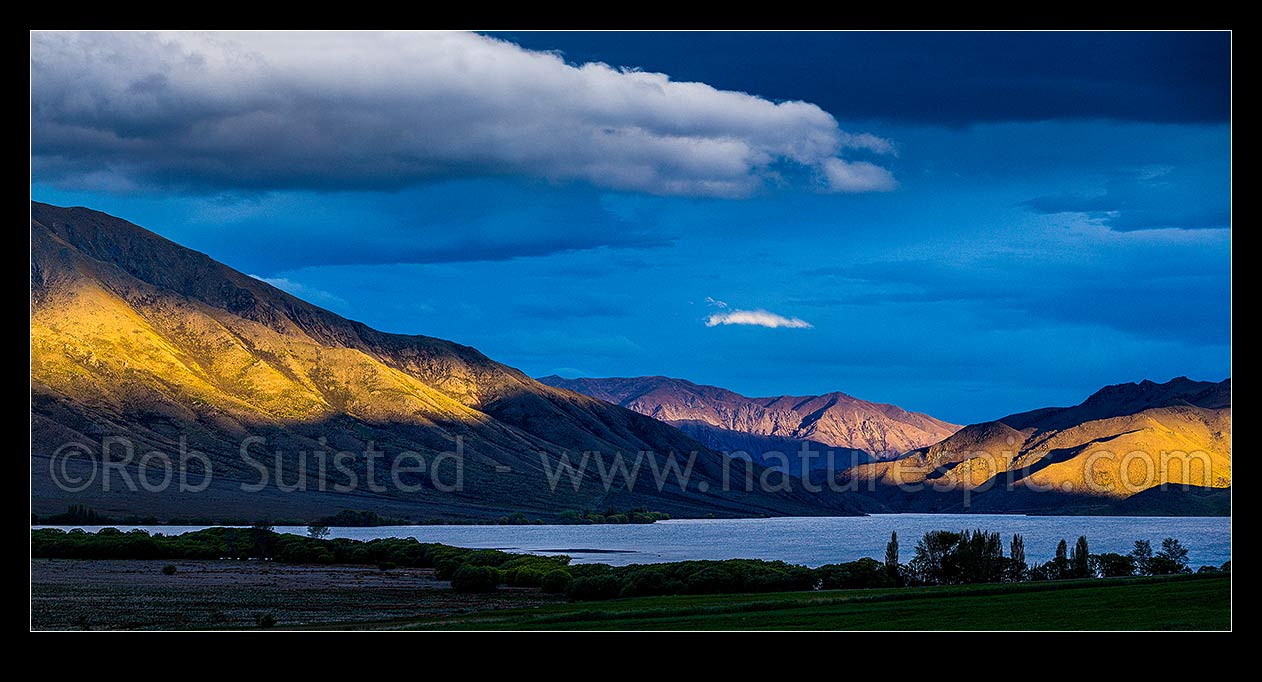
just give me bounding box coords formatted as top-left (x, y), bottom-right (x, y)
top-left (29, 202), bottom-right (1230, 520)
top-left (841, 376), bottom-right (1231, 514)
top-left (538, 375), bottom-right (960, 469)
top-left (30, 202), bottom-right (856, 522)
top-left (542, 374), bottom-right (1231, 514)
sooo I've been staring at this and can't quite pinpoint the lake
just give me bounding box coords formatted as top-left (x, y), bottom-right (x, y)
top-left (40, 514), bottom-right (1231, 568)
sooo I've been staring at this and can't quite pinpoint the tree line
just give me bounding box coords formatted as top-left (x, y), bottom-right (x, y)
top-left (31, 526), bottom-right (1228, 601)
top-left (892, 529), bottom-right (1223, 586)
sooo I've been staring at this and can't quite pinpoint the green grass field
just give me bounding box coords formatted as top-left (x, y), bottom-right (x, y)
top-left (398, 573), bottom-right (1230, 631)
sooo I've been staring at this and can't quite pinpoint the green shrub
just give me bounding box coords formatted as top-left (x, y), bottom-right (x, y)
top-left (557, 559), bottom-right (817, 601)
top-left (567, 574), bottom-right (622, 601)
top-left (451, 565), bottom-right (501, 593)
top-left (541, 569), bottom-right (572, 593)
top-left (464, 549), bottom-right (512, 567)
top-left (620, 569), bottom-right (683, 598)
top-left (816, 558), bottom-right (893, 590)
top-left (434, 558), bottom-right (463, 580)
top-left (505, 567), bottom-right (546, 587)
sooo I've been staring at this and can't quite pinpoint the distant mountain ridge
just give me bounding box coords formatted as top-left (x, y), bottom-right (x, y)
top-left (1000, 377), bottom-right (1230, 431)
top-left (842, 377), bottom-right (1231, 514)
top-left (30, 202), bottom-right (858, 521)
top-left (537, 375), bottom-right (961, 463)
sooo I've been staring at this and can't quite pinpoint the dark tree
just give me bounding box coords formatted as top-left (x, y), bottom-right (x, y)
top-left (1130, 540), bottom-right (1153, 576)
top-left (908, 530), bottom-right (962, 585)
top-left (1028, 563), bottom-right (1049, 581)
top-left (1149, 537), bottom-right (1191, 575)
top-left (251, 522), bottom-right (276, 558)
top-left (1008, 534), bottom-right (1027, 582)
top-left (908, 529), bottom-right (1004, 585)
top-left (1157, 538), bottom-right (1189, 568)
top-left (307, 524), bottom-right (330, 540)
top-left (1052, 539), bottom-right (1069, 579)
top-left (958, 529), bottom-right (1005, 584)
top-left (1090, 552), bottom-right (1135, 578)
top-left (1071, 536), bottom-right (1091, 578)
top-left (885, 530), bottom-right (900, 581)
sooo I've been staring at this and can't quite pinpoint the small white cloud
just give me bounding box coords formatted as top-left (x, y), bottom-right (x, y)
top-left (705, 308), bottom-right (813, 329)
top-left (251, 275), bottom-right (347, 309)
top-left (704, 296), bottom-right (729, 309)
top-left (840, 132), bottom-right (898, 156)
top-left (821, 158), bottom-right (898, 193)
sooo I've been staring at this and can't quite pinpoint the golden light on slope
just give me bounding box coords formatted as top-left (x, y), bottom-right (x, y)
top-left (32, 277), bottom-right (492, 430)
top-left (846, 405), bottom-right (1230, 499)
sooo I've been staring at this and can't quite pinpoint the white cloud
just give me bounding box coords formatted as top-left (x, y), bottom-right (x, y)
top-left (821, 158), bottom-right (898, 193)
top-left (840, 132), bottom-right (898, 156)
top-left (251, 275), bottom-right (347, 309)
top-left (705, 309), bottom-right (813, 329)
top-left (704, 296), bottom-right (729, 309)
top-left (30, 30), bottom-right (895, 198)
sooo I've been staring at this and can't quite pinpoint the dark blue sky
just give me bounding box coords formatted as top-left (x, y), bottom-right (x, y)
top-left (495, 32), bottom-right (1230, 125)
top-left (30, 31), bottom-right (1231, 423)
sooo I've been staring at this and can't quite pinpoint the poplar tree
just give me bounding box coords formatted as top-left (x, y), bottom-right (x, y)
top-left (884, 530), bottom-right (900, 584)
top-left (1008, 534), bottom-right (1027, 582)
top-left (1071, 536), bottom-right (1090, 578)
top-left (1053, 538), bottom-right (1069, 579)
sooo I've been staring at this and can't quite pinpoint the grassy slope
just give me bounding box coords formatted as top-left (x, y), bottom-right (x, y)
top-left (399, 573), bottom-right (1230, 631)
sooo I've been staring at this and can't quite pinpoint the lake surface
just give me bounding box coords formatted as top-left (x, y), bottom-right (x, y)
top-left (40, 514), bottom-right (1232, 568)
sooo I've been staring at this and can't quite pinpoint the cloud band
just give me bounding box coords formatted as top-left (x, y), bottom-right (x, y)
top-left (31, 31), bottom-right (895, 198)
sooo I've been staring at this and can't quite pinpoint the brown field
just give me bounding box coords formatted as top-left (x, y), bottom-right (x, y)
top-left (30, 558), bottom-right (560, 630)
